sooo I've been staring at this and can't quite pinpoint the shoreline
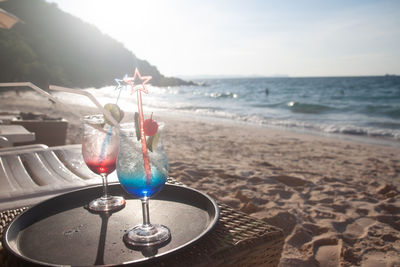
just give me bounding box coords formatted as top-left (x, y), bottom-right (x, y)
top-left (1, 91), bottom-right (400, 266)
top-left (164, 110), bottom-right (400, 148)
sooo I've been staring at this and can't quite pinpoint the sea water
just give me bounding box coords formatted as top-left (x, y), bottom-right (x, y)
top-left (55, 76), bottom-right (400, 143)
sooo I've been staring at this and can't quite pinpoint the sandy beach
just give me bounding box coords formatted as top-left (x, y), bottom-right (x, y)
top-left (1, 90), bottom-right (400, 266)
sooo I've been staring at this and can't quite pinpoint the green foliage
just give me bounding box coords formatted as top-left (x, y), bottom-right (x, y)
top-left (0, 0), bottom-right (192, 88)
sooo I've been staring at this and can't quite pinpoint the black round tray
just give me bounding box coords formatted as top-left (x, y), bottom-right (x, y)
top-left (2, 183), bottom-right (219, 266)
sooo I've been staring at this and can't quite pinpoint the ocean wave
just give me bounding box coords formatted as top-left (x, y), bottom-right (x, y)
top-left (261, 119), bottom-right (400, 140)
top-left (205, 92), bottom-right (238, 99)
top-left (287, 101), bottom-right (333, 114)
top-left (251, 102), bottom-right (285, 108)
top-left (366, 121), bottom-right (400, 130)
top-left (173, 106), bottom-right (225, 112)
top-left (323, 124), bottom-right (400, 139)
top-left (263, 119), bottom-right (319, 130)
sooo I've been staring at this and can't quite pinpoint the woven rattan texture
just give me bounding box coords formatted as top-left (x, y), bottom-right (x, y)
top-left (0, 207), bottom-right (29, 242)
top-left (0, 178), bottom-right (283, 267)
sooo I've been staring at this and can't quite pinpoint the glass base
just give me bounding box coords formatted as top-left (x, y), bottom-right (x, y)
top-left (88, 195), bottom-right (126, 212)
top-left (123, 224), bottom-right (171, 247)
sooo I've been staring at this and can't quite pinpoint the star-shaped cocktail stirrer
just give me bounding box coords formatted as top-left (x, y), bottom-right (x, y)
top-left (114, 75), bottom-right (131, 103)
top-left (124, 68), bottom-right (153, 184)
top-left (124, 68), bottom-right (152, 94)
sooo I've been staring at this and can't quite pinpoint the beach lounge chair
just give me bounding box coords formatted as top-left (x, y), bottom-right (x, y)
top-left (0, 144), bottom-right (110, 211)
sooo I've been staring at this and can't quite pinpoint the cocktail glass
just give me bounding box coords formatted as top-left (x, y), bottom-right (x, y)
top-left (117, 122), bottom-right (170, 247)
top-left (82, 114), bottom-right (126, 212)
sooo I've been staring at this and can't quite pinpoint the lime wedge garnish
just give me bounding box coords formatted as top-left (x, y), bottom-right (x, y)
top-left (146, 131), bottom-right (160, 152)
top-left (134, 112), bottom-right (141, 141)
top-left (104, 103), bottom-right (123, 125)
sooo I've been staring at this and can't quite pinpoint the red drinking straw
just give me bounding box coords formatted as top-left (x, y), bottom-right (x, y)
top-left (125, 68), bottom-right (152, 184)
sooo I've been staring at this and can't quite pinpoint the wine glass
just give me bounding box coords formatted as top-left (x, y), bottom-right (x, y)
top-left (82, 114), bottom-right (126, 212)
top-left (116, 122), bottom-right (170, 247)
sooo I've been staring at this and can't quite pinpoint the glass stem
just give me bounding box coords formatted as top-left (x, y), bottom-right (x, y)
top-left (141, 198), bottom-right (151, 227)
top-left (100, 173), bottom-right (110, 199)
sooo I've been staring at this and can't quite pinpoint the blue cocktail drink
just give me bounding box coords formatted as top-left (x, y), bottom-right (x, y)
top-left (117, 167), bottom-right (167, 198)
top-left (117, 122), bottom-right (170, 247)
top-left (117, 122), bottom-right (169, 198)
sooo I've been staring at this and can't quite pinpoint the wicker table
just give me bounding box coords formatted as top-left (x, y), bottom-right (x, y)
top-left (0, 179), bottom-right (284, 267)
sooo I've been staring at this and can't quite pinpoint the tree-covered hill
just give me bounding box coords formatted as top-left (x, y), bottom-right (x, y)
top-left (0, 0), bottom-right (193, 88)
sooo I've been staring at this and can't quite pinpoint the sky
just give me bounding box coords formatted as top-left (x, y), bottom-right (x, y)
top-left (47, 0), bottom-right (400, 78)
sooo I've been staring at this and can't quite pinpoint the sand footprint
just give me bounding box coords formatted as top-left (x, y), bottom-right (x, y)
top-left (301, 236), bottom-right (340, 267)
top-left (271, 175), bottom-right (307, 187)
top-left (315, 243), bottom-right (341, 267)
top-left (311, 209), bottom-right (337, 220)
top-left (375, 215), bottom-right (400, 231)
top-left (375, 203), bottom-right (400, 214)
top-left (286, 225), bottom-right (313, 247)
top-left (343, 217), bottom-right (376, 237)
top-left (267, 189), bottom-right (294, 200)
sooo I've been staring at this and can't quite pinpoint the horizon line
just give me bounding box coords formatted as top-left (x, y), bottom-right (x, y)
top-left (176, 74), bottom-right (399, 80)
